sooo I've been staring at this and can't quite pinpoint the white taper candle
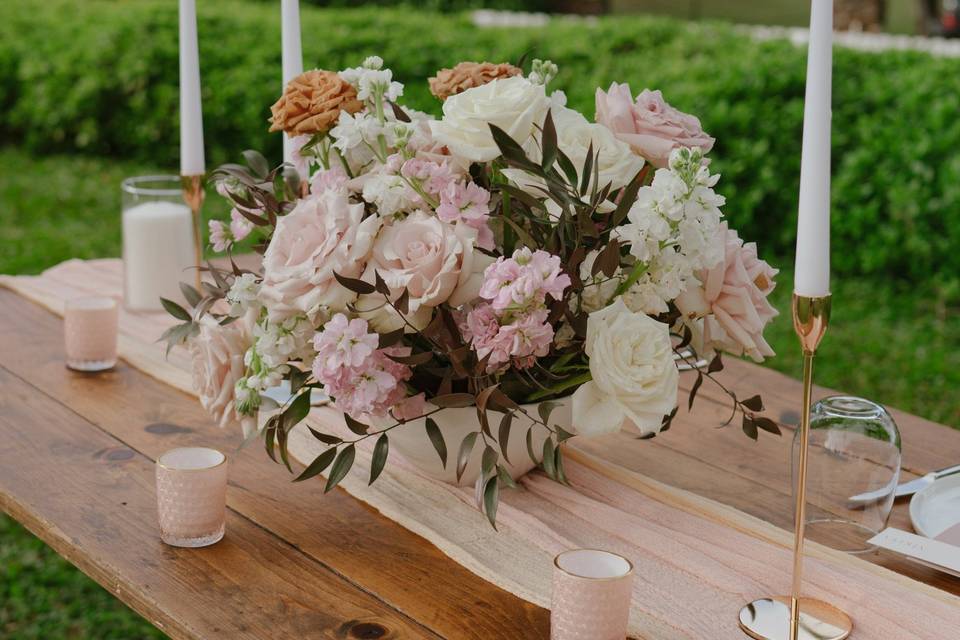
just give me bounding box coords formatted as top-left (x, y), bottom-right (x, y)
top-left (281, 0), bottom-right (304, 165)
top-left (179, 0), bottom-right (205, 176)
top-left (795, 0), bottom-right (833, 298)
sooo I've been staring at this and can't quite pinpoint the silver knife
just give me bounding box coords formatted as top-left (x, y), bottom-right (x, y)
top-left (848, 463), bottom-right (960, 505)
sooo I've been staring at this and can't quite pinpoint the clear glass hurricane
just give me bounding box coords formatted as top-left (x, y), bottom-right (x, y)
top-left (793, 395), bottom-right (901, 554)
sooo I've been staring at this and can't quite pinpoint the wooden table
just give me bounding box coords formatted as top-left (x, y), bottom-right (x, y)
top-left (1, 288), bottom-right (959, 639)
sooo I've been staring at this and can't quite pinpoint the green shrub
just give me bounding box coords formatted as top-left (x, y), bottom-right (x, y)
top-left (2, 0), bottom-right (959, 289)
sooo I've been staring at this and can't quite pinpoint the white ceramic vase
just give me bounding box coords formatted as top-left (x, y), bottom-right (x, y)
top-left (386, 398), bottom-right (572, 486)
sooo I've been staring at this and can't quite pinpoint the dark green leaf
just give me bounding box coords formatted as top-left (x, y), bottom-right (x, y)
top-left (179, 282), bottom-right (202, 308)
top-left (708, 353), bottom-right (724, 373)
top-left (369, 434), bottom-right (390, 485)
top-left (481, 445), bottom-right (498, 478)
top-left (500, 216), bottom-right (536, 250)
top-left (456, 431), bottom-right (478, 482)
top-left (334, 271), bottom-right (376, 295)
top-left (579, 141), bottom-right (594, 194)
top-left (395, 288), bottom-right (410, 315)
top-left (431, 393), bottom-right (476, 409)
top-left (276, 423), bottom-right (293, 472)
top-left (282, 390), bottom-right (312, 431)
top-left (753, 416), bottom-right (782, 436)
top-left (525, 427), bottom-right (537, 464)
top-left (554, 445), bottom-right (568, 484)
top-left (307, 427), bottom-right (342, 445)
top-left (541, 109), bottom-right (557, 170)
top-left (344, 413), bottom-right (369, 435)
top-left (497, 464), bottom-right (517, 489)
top-left (475, 384), bottom-right (501, 413)
top-left (555, 426), bottom-right (575, 443)
top-left (324, 444), bottom-right (356, 492)
top-left (541, 438), bottom-right (556, 479)
top-left (425, 417), bottom-right (448, 468)
top-left (483, 474), bottom-right (500, 529)
top-left (289, 368), bottom-right (310, 394)
top-left (489, 124), bottom-right (532, 166)
top-left (497, 412), bottom-right (513, 464)
top-left (160, 297), bottom-right (191, 321)
top-left (688, 372), bottom-right (704, 410)
top-left (556, 149), bottom-right (579, 187)
top-left (242, 149), bottom-right (270, 180)
top-left (741, 416), bottom-right (759, 441)
top-left (538, 401), bottom-right (560, 425)
top-left (742, 394), bottom-right (764, 412)
top-left (388, 101), bottom-right (411, 123)
top-left (293, 446), bottom-right (337, 482)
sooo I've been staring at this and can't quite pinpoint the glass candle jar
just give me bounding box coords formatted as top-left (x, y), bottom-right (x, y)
top-left (121, 176), bottom-right (197, 311)
top-left (156, 447), bottom-right (228, 548)
top-left (551, 549), bottom-right (635, 640)
top-left (64, 296), bottom-right (119, 371)
top-left (793, 395), bottom-right (901, 554)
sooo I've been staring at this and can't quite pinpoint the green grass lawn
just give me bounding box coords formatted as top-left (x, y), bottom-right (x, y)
top-left (1, 145), bottom-right (957, 637)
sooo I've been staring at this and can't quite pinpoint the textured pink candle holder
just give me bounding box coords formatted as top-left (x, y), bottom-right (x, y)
top-left (156, 447), bottom-right (228, 548)
top-left (63, 297), bottom-right (119, 372)
top-left (551, 548), bottom-right (635, 640)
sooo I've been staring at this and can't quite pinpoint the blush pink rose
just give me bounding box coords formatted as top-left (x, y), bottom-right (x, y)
top-left (358, 211), bottom-right (493, 330)
top-left (189, 313), bottom-right (255, 434)
top-left (675, 222), bottom-right (778, 362)
top-left (596, 83), bottom-right (714, 168)
top-left (260, 190), bottom-right (380, 321)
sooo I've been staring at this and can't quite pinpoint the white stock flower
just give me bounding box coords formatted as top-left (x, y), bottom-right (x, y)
top-left (340, 58), bottom-right (403, 103)
top-left (572, 299), bottom-right (678, 437)
top-left (226, 272), bottom-right (261, 317)
top-left (361, 171), bottom-right (421, 217)
top-left (429, 75), bottom-right (549, 163)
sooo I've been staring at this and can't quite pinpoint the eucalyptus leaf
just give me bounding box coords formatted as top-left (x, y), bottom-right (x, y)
top-left (293, 446), bottom-right (337, 482)
top-left (344, 413), bottom-right (369, 435)
top-left (179, 282), bottom-right (202, 308)
top-left (334, 271), bottom-right (376, 295)
top-left (541, 438), bottom-right (556, 479)
top-left (324, 444), bottom-right (356, 492)
top-left (497, 412), bottom-right (513, 464)
top-left (425, 417), bottom-right (448, 468)
top-left (369, 434), bottom-right (389, 485)
top-left (159, 297), bottom-right (191, 321)
top-left (483, 475), bottom-right (500, 529)
top-left (481, 445), bottom-right (498, 478)
top-left (456, 431), bottom-right (478, 482)
top-left (307, 427), bottom-right (342, 445)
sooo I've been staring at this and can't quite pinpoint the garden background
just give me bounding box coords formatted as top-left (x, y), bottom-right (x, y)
top-left (1, 0), bottom-right (958, 636)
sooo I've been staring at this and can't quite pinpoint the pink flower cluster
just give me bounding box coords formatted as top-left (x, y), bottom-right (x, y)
top-left (311, 314), bottom-right (414, 419)
top-left (437, 181), bottom-right (494, 250)
top-left (399, 157), bottom-right (494, 250)
top-left (464, 248), bottom-right (571, 371)
top-left (209, 208), bottom-right (255, 253)
top-left (478, 247), bottom-right (570, 316)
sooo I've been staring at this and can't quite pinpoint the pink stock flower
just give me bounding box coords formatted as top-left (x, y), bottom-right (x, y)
top-left (311, 316), bottom-right (413, 420)
top-left (472, 308), bottom-right (554, 371)
top-left (437, 181), bottom-right (494, 250)
top-left (595, 83), bottom-right (714, 168)
top-left (479, 248), bottom-right (571, 315)
top-left (312, 313), bottom-right (380, 376)
top-left (209, 220), bottom-right (232, 252)
top-left (401, 158), bottom-right (457, 196)
top-left (675, 222), bottom-right (779, 362)
top-left (229, 208), bottom-right (254, 243)
top-left (464, 303), bottom-right (499, 346)
top-left (310, 165), bottom-right (349, 195)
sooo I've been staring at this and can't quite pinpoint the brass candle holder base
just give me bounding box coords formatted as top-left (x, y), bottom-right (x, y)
top-left (739, 294), bottom-right (851, 640)
top-left (181, 174), bottom-right (205, 291)
top-left (739, 597), bottom-right (851, 640)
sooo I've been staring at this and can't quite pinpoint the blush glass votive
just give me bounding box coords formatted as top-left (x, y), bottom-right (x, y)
top-left (156, 447), bottom-right (228, 548)
top-left (551, 549), bottom-right (635, 640)
top-left (64, 296), bottom-right (119, 372)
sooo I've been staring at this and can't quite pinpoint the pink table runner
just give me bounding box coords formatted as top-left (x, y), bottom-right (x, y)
top-left (4, 258), bottom-right (959, 639)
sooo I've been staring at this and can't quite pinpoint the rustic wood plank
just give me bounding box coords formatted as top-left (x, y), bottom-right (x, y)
top-left (0, 290), bottom-right (548, 639)
top-left (0, 366), bottom-right (440, 640)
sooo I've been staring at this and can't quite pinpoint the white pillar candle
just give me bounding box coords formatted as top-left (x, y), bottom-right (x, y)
top-left (281, 0), bottom-right (303, 165)
top-left (123, 202), bottom-right (196, 311)
top-left (179, 0), bottom-right (205, 176)
top-left (794, 0), bottom-right (833, 298)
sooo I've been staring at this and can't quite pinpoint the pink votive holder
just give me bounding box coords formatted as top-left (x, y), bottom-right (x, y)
top-left (64, 296), bottom-right (119, 372)
top-left (156, 447), bottom-right (228, 548)
top-left (551, 548), bottom-right (635, 640)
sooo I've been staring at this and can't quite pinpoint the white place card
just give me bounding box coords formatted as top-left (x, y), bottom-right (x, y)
top-left (868, 528), bottom-right (960, 578)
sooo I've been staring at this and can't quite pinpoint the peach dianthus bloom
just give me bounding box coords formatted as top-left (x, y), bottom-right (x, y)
top-left (269, 70), bottom-right (364, 136)
top-left (429, 61), bottom-right (522, 100)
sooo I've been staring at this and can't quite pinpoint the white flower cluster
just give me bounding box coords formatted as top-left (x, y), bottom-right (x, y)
top-left (339, 56), bottom-right (403, 104)
top-left (616, 147), bottom-right (725, 314)
top-left (527, 58), bottom-right (558, 86)
top-left (226, 272), bottom-right (261, 317)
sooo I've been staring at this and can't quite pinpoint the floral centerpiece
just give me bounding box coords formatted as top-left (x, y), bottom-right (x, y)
top-left (163, 57), bottom-right (781, 526)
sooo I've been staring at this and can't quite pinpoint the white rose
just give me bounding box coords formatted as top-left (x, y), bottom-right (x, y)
top-left (572, 299), bottom-right (678, 437)
top-left (357, 211), bottom-right (494, 330)
top-left (503, 107), bottom-right (644, 208)
top-left (429, 76), bottom-right (550, 163)
top-left (260, 190), bottom-right (380, 321)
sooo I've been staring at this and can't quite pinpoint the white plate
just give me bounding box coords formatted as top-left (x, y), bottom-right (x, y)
top-left (910, 473), bottom-right (960, 538)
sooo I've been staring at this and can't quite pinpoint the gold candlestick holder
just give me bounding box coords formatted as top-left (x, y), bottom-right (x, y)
top-left (181, 174), bottom-right (205, 291)
top-left (738, 293), bottom-right (852, 640)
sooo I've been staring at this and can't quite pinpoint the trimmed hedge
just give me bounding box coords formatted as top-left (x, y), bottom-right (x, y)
top-left (3, 0), bottom-right (960, 288)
